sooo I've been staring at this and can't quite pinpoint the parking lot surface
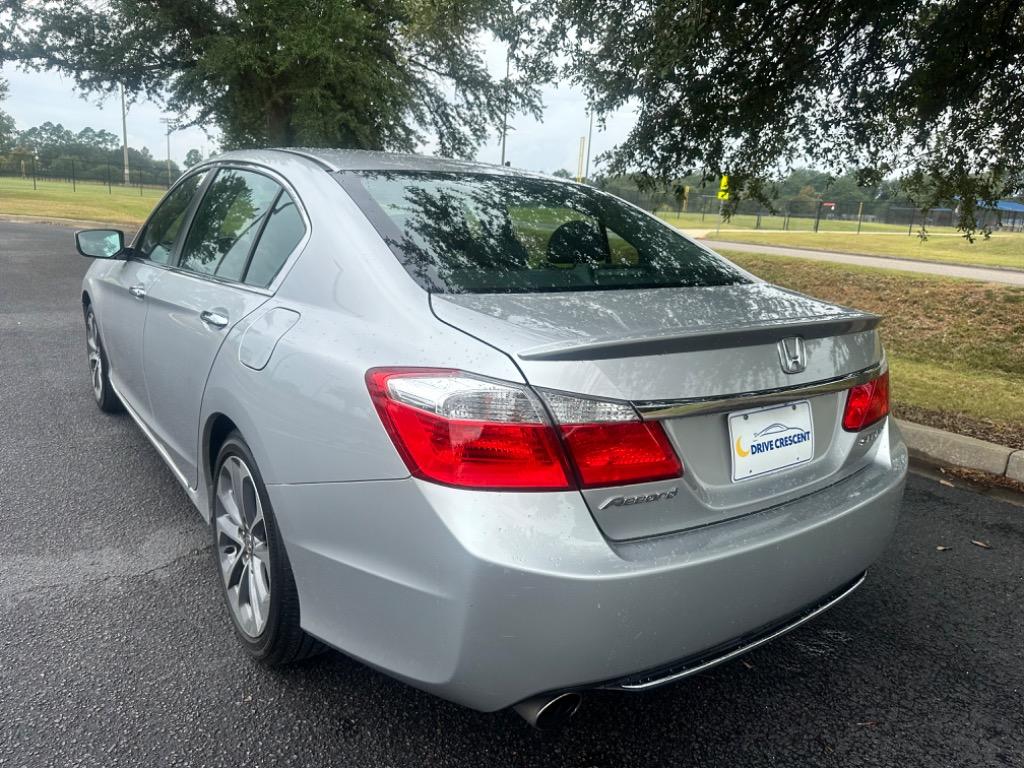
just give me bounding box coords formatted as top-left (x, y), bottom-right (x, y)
top-left (2, 221), bottom-right (1022, 767)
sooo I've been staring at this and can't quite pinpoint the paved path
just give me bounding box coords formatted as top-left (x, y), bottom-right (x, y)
top-left (701, 238), bottom-right (1024, 286)
top-left (4, 221), bottom-right (1023, 767)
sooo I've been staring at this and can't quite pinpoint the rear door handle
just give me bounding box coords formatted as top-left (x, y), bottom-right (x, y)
top-left (200, 310), bottom-right (229, 329)
top-left (128, 284), bottom-right (146, 300)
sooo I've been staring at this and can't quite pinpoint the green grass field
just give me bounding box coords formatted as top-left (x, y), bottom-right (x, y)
top-left (655, 209), bottom-right (960, 234)
top-left (721, 249), bottom-right (1024, 449)
top-left (707, 230), bottom-right (1024, 270)
top-left (0, 175), bottom-right (163, 227)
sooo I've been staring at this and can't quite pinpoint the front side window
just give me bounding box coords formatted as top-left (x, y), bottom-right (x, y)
top-left (137, 172), bottom-right (206, 265)
top-left (179, 169), bottom-right (281, 281)
top-left (342, 171), bottom-right (749, 294)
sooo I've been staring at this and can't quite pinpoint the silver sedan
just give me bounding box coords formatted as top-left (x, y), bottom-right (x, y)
top-left (76, 149), bottom-right (906, 729)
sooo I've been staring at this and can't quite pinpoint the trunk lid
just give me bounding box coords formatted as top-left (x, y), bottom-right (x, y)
top-left (432, 283), bottom-right (884, 540)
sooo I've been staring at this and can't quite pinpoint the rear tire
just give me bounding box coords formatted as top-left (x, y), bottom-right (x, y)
top-left (84, 305), bottom-right (123, 413)
top-left (211, 432), bottom-right (324, 665)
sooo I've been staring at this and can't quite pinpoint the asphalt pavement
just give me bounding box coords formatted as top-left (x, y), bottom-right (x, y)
top-left (2, 220), bottom-right (1022, 767)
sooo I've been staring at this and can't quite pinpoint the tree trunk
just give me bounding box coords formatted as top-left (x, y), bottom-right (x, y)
top-left (265, 99), bottom-right (294, 147)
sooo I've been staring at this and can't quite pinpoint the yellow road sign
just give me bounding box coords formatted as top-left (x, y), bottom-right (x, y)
top-left (717, 174), bottom-right (730, 201)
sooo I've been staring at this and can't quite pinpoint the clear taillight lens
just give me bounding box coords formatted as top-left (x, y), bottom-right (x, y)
top-left (842, 370), bottom-right (890, 431)
top-left (366, 369), bottom-right (683, 491)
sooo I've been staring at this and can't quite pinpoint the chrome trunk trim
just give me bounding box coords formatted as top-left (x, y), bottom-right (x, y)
top-left (604, 572), bottom-right (867, 692)
top-left (634, 361), bottom-right (884, 419)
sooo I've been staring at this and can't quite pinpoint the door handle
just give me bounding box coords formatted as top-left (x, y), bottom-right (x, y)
top-left (200, 310), bottom-right (229, 329)
top-left (128, 284), bottom-right (146, 300)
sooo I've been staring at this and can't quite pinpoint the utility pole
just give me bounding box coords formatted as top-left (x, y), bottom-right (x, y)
top-left (120, 84), bottom-right (130, 184)
top-left (499, 52), bottom-right (510, 165)
top-left (159, 117), bottom-right (174, 187)
top-left (584, 109), bottom-right (594, 182)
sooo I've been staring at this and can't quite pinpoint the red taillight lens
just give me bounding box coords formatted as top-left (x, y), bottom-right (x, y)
top-left (842, 371), bottom-right (890, 431)
top-left (367, 369), bottom-right (573, 490)
top-left (367, 369), bottom-right (683, 491)
top-left (559, 421), bottom-right (682, 489)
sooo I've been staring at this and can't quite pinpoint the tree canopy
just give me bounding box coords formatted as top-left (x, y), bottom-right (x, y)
top-left (9, 0), bottom-right (542, 157)
top-left (1, 118), bottom-right (180, 184)
top-left (541, 0), bottom-right (1024, 233)
top-left (15, 122), bottom-right (120, 153)
top-left (0, 78), bottom-right (16, 153)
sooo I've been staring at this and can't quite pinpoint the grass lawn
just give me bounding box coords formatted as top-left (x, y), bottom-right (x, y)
top-left (656, 210), bottom-right (963, 234)
top-left (0, 176), bottom-right (162, 227)
top-left (709, 230), bottom-right (1024, 271)
top-left (720, 249), bottom-right (1024, 449)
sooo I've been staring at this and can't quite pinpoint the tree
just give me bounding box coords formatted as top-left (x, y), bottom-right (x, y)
top-left (12, 0), bottom-right (545, 159)
top-left (184, 149), bottom-right (203, 168)
top-left (542, 0), bottom-right (1024, 234)
top-left (0, 79), bottom-right (18, 153)
top-left (74, 127), bottom-right (119, 151)
top-left (551, 168), bottom-right (573, 178)
top-left (16, 121), bottom-right (75, 151)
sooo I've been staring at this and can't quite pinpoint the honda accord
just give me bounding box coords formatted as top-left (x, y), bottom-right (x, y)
top-left (76, 149), bottom-right (907, 728)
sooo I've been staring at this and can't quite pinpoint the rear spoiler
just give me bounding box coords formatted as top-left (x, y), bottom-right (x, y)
top-left (517, 313), bottom-right (881, 362)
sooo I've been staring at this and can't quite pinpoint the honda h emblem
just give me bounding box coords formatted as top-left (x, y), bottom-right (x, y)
top-left (777, 337), bottom-right (807, 374)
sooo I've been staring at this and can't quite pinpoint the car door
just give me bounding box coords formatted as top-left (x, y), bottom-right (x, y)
top-left (92, 171), bottom-right (208, 419)
top-left (141, 167), bottom-right (294, 488)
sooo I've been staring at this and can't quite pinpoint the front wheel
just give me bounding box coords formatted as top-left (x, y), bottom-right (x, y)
top-left (212, 433), bottom-right (323, 664)
top-left (85, 306), bottom-right (123, 413)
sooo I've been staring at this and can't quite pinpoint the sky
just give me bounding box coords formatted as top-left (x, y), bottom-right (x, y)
top-left (1, 64), bottom-right (214, 166)
top-left (1, 39), bottom-right (638, 174)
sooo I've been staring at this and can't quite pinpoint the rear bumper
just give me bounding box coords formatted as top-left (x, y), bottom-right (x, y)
top-left (268, 420), bottom-right (907, 712)
top-left (603, 571), bottom-right (866, 691)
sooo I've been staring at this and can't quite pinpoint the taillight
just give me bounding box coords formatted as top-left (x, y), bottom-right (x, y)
top-left (541, 391), bottom-right (683, 488)
top-left (366, 369), bottom-right (682, 491)
top-left (842, 370), bottom-right (890, 431)
top-left (366, 369), bottom-right (572, 490)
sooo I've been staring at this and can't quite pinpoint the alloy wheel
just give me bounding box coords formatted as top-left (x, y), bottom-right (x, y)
top-left (215, 455), bottom-right (272, 637)
top-left (86, 312), bottom-right (103, 401)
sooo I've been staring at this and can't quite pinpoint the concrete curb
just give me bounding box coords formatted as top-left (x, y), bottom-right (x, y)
top-left (898, 419), bottom-right (1024, 482)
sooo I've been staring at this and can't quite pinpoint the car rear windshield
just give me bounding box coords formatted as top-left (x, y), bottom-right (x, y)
top-left (338, 171), bottom-right (750, 294)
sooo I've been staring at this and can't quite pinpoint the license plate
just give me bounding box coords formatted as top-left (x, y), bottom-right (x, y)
top-left (728, 401), bottom-right (814, 482)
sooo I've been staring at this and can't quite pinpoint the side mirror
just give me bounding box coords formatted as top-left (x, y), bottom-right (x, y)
top-left (76, 229), bottom-right (126, 259)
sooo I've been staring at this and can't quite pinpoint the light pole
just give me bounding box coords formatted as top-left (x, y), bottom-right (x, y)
top-left (584, 109), bottom-right (594, 182)
top-left (499, 52), bottom-right (510, 166)
top-left (159, 117), bottom-right (176, 187)
top-left (120, 84), bottom-right (130, 184)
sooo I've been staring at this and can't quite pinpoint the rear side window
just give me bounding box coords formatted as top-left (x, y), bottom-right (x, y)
top-left (341, 171), bottom-right (749, 294)
top-left (137, 172), bottom-right (205, 265)
top-left (244, 192), bottom-right (305, 287)
top-left (179, 169), bottom-right (281, 281)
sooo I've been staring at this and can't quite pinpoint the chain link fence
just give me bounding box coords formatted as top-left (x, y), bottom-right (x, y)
top-left (0, 156), bottom-right (178, 198)
top-left (608, 189), bottom-right (1023, 234)
top-left (3, 159), bottom-right (1021, 234)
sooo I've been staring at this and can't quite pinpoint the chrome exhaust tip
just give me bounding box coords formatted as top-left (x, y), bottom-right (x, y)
top-left (514, 692), bottom-right (583, 730)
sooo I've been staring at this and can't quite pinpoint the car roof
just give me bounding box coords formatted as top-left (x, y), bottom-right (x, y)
top-left (213, 147), bottom-right (542, 177)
